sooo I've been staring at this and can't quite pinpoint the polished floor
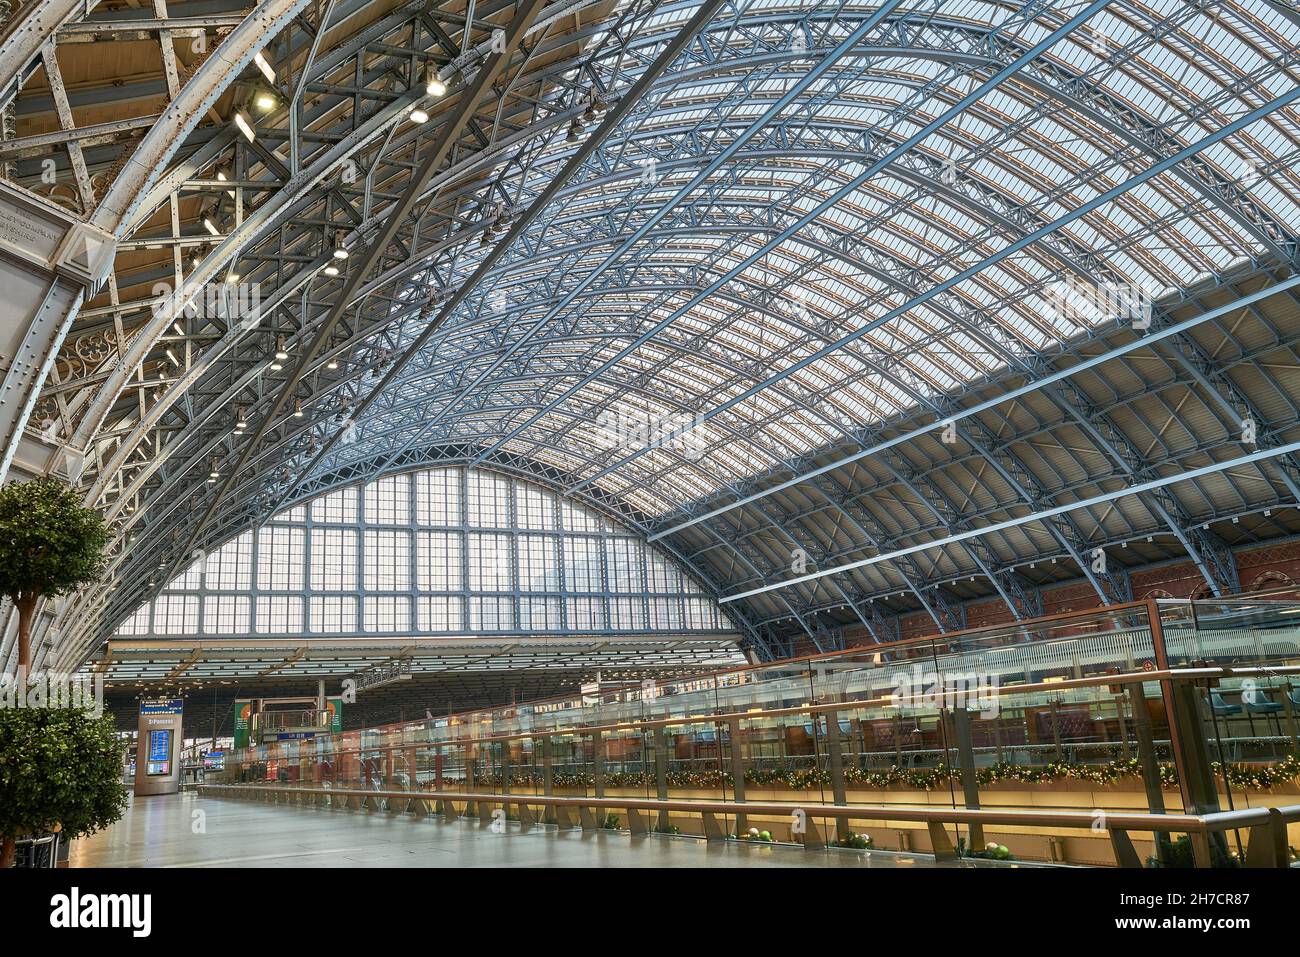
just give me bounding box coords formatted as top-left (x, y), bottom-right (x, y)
top-left (71, 791), bottom-right (990, 868)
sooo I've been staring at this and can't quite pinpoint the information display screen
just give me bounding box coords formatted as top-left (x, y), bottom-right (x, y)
top-left (146, 729), bottom-right (172, 776)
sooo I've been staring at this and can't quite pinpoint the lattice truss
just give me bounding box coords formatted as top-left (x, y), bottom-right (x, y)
top-left (2, 0), bottom-right (1300, 669)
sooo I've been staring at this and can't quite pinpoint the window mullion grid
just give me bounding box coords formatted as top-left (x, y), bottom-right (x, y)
top-left (460, 466), bottom-right (471, 632)
top-left (408, 474), bottom-right (417, 635)
top-left (251, 525), bottom-right (262, 634)
top-left (508, 476), bottom-right (518, 633)
top-left (357, 486), bottom-right (367, 632)
top-left (119, 466), bottom-right (733, 645)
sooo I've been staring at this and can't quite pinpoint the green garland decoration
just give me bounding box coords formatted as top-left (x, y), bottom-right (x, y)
top-left (471, 755), bottom-right (1300, 792)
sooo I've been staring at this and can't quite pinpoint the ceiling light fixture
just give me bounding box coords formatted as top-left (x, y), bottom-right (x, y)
top-left (234, 110), bottom-right (256, 141)
top-left (409, 107), bottom-right (429, 124)
top-left (253, 50), bottom-right (276, 85)
top-left (426, 68), bottom-right (447, 97)
top-left (582, 93), bottom-right (607, 123)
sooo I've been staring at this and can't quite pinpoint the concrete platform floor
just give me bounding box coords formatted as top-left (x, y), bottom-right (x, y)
top-left (70, 792), bottom-right (1003, 868)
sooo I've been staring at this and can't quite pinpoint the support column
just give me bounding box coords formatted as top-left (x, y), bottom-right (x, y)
top-left (592, 730), bottom-right (605, 799)
top-left (1127, 685), bottom-right (1166, 816)
top-left (1169, 683), bottom-right (1221, 815)
top-left (727, 718), bottom-right (746, 836)
top-left (1048, 700), bottom-right (1064, 762)
top-left (654, 727), bottom-right (670, 832)
top-left (541, 736), bottom-right (555, 825)
top-left (1115, 693), bottom-right (1132, 761)
top-left (950, 709), bottom-right (984, 850)
top-left (824, 710), bottom-right (849, 839)
top-left (1280, 682), bottom-right (1299, 753)
top-left (464, 746), bottom-right (476, 817)
top-left (1163, 680), bottom-right (1228, 867)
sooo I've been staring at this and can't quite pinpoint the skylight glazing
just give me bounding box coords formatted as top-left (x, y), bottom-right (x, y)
top-left (116, 466), bottom-right (736, 637)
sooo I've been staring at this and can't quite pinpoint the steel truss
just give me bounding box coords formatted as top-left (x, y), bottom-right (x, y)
top-left (3, 1), bottom-right (1300, 668)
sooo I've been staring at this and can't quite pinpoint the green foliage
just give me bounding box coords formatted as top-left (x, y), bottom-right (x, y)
top-left (600, 813), bottom-right (621, 829)
top-left (0, 707), bottom-right (128, 841)
top-left (957, 837), bottom-right (1014, 861)
top-left (0, 477), bottom-right (110, 602)
top-left (1146, 834), bottom-right (1240, 869)
top-left (491, 756), bottom-right (1299, 794)
top-left (835, 832), bottom-right (874, 849)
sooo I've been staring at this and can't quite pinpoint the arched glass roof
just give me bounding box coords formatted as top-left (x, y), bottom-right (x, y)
top-left (7, 0), bottom-right (1298, 670)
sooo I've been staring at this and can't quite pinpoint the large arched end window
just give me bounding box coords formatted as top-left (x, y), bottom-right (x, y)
top-left (116, 467), bottom-right (737, 638)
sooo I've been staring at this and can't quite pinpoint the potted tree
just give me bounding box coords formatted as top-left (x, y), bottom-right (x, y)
top-left (0, 476), bottom-right (117, 866)
top-left (0, 707), bottom-right (128, 866)
top-left (0, 477), bottom-right (110, 671)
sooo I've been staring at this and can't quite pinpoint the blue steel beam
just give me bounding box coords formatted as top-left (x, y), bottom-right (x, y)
top-left (649, 273), bottom-right (1300, 541)
top-left (313, 0), bottom-right (913, 487)
top-left (719, 437), bottom-right (1300, 605)
top-left (96, 42), bottom-right (1294, 538)
top-left (258, 0), bottom-right (749, 517)
top-left (573, 83), bottom-right (1300, 497)
top-left (55, 1), bottom-right (1300, 657)
top-left (122, 260), bottom-right (1300, 629)
top-left (48, 5), bottom-right (1289, 522)
top-left (465, 0), bottom-right (1122, 472)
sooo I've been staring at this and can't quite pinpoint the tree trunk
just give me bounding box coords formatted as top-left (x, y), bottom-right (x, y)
top-left (8, 596), bottom-right (39, 867)
top-left (15, 594), bottom-right (37, 673)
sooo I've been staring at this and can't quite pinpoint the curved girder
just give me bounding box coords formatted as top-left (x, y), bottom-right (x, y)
top-left (61, 273), bottom-right (1300, 650)
top-left (45, 3), bottom-right (1294, 473)
top-left (96, 292), bottom-right (1300, 645)
top-left (60, 0), bottom-right (611, 450)
top-left (50, 13), bottom-right (1300, 522)
top-left (13, 0), bottom-right (1300, 666)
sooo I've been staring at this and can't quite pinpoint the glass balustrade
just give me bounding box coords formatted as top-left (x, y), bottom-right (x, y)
top-left (216, 597), bottom-right (1300, 836)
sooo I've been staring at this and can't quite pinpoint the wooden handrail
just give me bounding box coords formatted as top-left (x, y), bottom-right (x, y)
top-left (200, 783), bottom-right (1298, 832)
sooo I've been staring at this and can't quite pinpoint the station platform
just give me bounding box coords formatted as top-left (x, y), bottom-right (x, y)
top-left (69, 792), bottom-right (1010, 869)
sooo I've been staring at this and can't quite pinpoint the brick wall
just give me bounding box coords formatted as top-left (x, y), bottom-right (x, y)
top-left (834, 541), bottom-right (1300, 653)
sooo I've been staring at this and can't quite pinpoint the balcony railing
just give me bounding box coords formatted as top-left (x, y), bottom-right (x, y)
top-left (211, 598), bottom-right (1300, 866)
